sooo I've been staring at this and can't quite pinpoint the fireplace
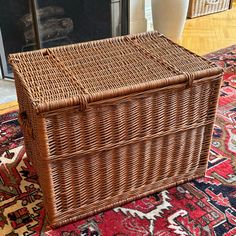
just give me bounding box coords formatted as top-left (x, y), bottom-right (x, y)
top-left (0, 0), bottom-right (129, 79)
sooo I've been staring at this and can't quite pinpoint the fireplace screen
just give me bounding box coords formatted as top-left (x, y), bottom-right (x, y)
top-left (0, 0), bottom-right (129, 78)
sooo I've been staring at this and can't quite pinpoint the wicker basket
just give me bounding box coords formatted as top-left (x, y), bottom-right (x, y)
top-left (188, 0), bottom-right (232, 18)
top-left (9, 31), bottom-right (223, 228)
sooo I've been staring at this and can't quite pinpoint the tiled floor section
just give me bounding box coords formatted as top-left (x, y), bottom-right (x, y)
top-left (0, 79), bottom-right (17, 104)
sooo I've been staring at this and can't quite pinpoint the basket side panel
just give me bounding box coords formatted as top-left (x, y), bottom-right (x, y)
top-left (14, 73), bottom-right (57, 221)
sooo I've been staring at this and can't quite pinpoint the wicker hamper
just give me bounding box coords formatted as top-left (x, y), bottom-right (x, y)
top-left (188, 0), bottom-right (232, 18)
top-left (9, 31), bottom-right (223, 228)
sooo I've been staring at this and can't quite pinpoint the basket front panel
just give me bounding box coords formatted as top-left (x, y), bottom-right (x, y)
top-left (41, 76), bottom-right (221, 224)
top-left (44, 79), bottom-right (219, 159)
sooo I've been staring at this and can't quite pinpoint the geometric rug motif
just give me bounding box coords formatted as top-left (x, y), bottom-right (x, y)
top-left (0, 45), bottom-right (236, 235)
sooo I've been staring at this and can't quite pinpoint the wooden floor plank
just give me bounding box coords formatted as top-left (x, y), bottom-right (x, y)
top-left (0, 101), bottom-right (18, 114)
top-left (179, 2), bottom-right (236, 55)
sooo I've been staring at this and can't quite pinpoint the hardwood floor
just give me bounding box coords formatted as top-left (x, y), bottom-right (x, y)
top-left (179, 1), bottom-right (236, 55)
top-left (0, 100), bottom-right (18, 114)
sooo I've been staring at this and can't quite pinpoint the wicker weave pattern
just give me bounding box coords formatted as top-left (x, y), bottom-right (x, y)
top-left (9, 32), bottom-right (220, 113)
top-left (9, 32), bottom-right (223, 228)
top-left (188, 0), bottom-right (231, 18)
top-left (44, 80), bottom-right (217, 160)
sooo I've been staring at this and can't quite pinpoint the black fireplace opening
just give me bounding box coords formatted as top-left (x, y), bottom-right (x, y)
top-left (0, 0), bottom-right (129, 78)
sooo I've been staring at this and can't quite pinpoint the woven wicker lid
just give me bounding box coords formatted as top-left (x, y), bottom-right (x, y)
top-left (9, 31), bottom-right (222, 114)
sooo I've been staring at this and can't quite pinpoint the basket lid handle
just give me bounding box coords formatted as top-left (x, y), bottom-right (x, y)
top-left (124, 34), bottom-right (195, 88)
top-left (18, 111), bottom-right (34, 139)
top-left (42, 49), bottom-right (90, 111)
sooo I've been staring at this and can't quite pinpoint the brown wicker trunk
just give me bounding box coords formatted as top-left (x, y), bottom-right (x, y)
top-left (188, 0), bottom-right (232, 18)
top-left (9, 32), bottom-right (223, 228)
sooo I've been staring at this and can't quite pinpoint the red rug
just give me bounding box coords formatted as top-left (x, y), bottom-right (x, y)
top-left (1, 46), bottom-right (236, 236)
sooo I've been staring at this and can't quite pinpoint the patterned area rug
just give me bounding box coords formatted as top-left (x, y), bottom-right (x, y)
top-left (0, 46), bottom-right (236, 236)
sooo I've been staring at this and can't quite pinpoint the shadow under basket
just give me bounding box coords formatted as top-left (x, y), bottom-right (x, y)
top-left (9, 31), bottom-right (223, 228)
